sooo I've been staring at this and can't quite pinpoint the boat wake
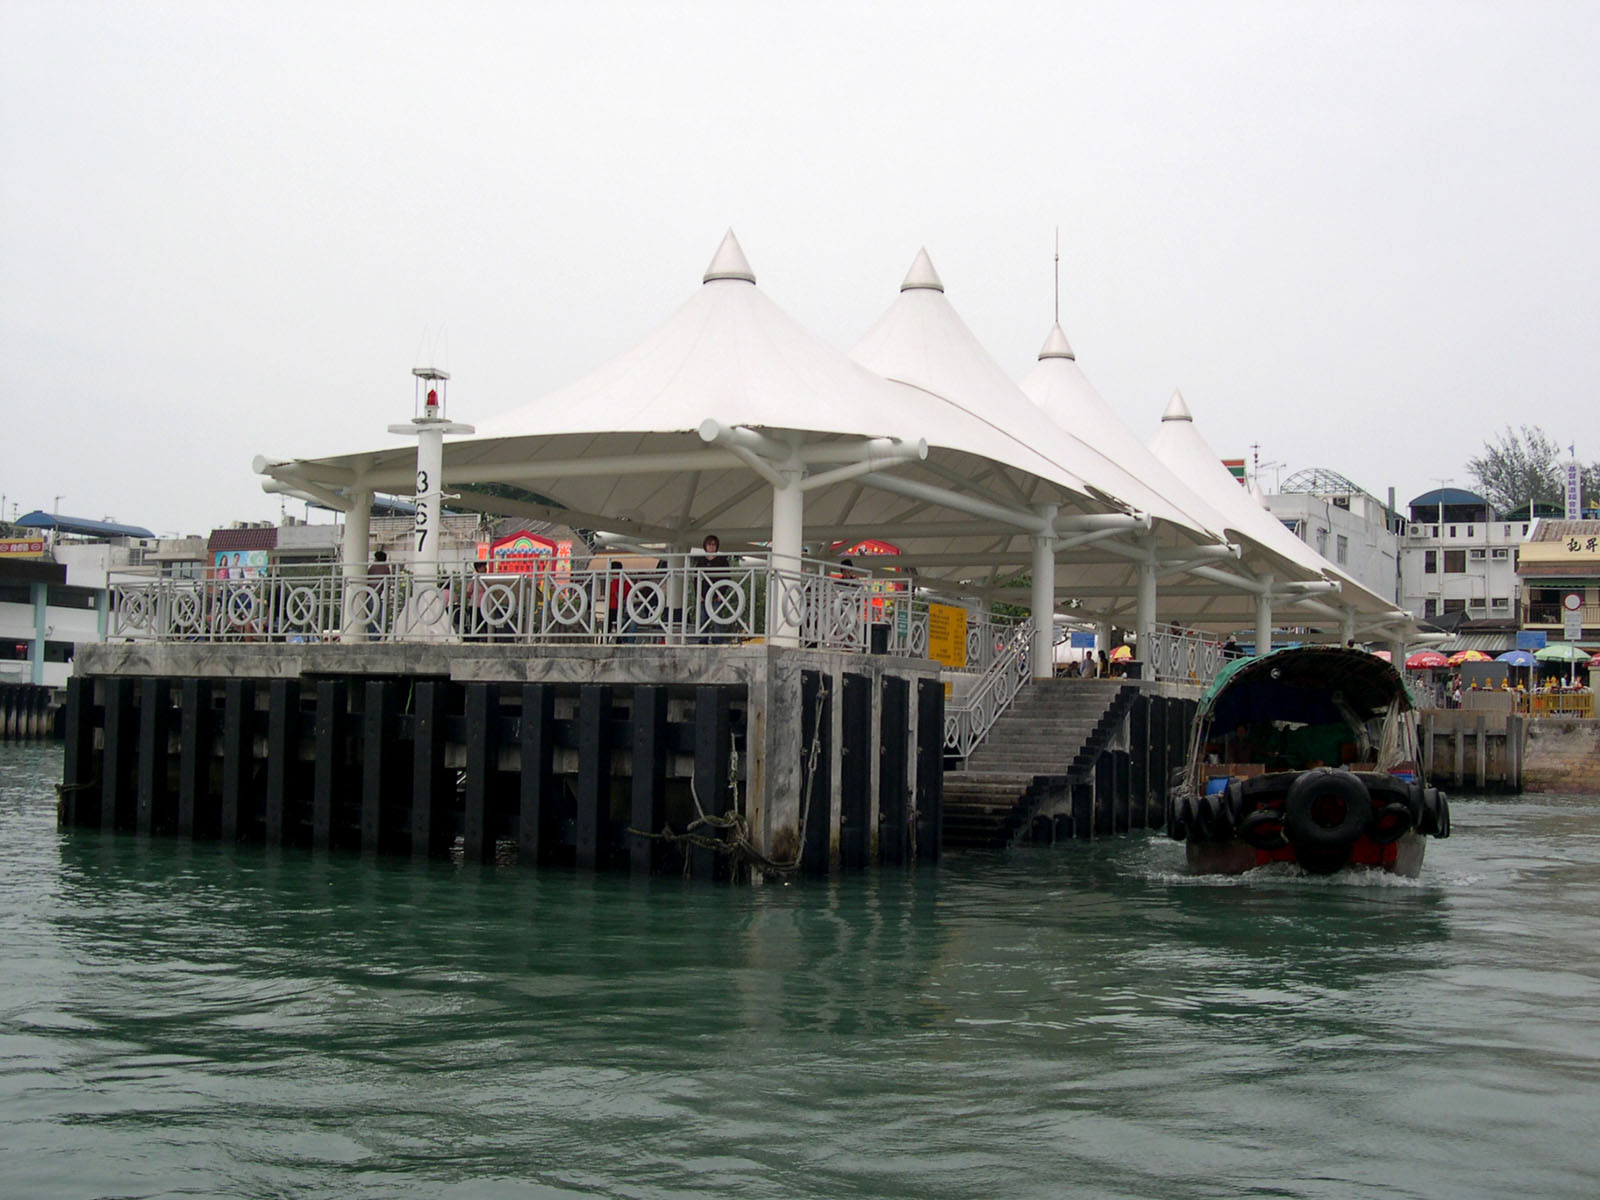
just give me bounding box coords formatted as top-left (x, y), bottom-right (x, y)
top-left (1147, 861), bottom-right (1452, 888)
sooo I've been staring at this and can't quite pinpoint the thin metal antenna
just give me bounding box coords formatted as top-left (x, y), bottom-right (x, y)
top-left (1053, 227), bottom-right (1060, 323)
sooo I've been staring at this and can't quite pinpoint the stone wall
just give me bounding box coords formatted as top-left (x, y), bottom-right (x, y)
top-left (1522, 719), bottom-right (1600, 794)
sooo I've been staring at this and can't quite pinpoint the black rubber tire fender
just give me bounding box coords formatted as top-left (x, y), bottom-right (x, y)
top-left (1238, 807), bottom-right (1288, 849)
top-left (1369, 801), bottom-right (1414, 845)
top-left (1167, 793), bottom-right (1192, 841)
top-left (1405, 780), bottom-right (1426, 829)
top-left (1224, 779), bottom-right (1248, 825)
top-left (1284, 768), bottom-right (1372, 850)
top-left (1419, 786), bottom-right (1447, 836)
top-left (1200, 790), bottom-right (1233, 841)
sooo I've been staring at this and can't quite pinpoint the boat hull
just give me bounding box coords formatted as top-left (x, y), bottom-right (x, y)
top-left (1185, 831), bottom-right (1427, 877)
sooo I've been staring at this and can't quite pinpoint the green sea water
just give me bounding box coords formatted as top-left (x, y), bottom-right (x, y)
top-left (3, 742), bottom-right (1598, 1199)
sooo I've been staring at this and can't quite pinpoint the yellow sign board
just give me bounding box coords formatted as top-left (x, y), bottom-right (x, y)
top-left (0, 539), bottom-right (46, 558)
top-left (927, 603), bottom-right (968, 669)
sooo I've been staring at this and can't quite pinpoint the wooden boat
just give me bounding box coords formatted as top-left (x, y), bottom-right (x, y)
top-left (1167, 646), bottom-right (1450, 875)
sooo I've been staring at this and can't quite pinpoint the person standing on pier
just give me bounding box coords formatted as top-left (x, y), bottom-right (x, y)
top-left (695, 535), bottom-right (733, 642)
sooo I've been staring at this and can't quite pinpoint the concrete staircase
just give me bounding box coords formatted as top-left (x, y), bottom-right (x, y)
top-left (944, 680), bottom-right (1140, 849)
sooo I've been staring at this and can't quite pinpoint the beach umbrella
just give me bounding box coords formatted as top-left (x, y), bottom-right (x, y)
top-left (1405, 650), bottom-right (1449, 670)
top-left (1110, 644), bottom-right (1132, 661)
top-left (1370, 649), bottom-right (1392, 662)
top-left (1496, 650), bottom-right (1536, 667)
top-left (1447, 649), bottom-right (1491, 666)
top-left (1533, 642), bottom-right (1591, 663)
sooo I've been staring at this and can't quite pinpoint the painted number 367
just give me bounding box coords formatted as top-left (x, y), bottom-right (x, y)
top-left (415, 470), bottom-right (429, 551)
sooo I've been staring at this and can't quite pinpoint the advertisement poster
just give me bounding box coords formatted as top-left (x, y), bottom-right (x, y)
top-left (213, 550), bottom-right (268, 579)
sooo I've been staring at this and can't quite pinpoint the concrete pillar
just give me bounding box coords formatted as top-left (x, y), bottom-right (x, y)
top-left (769, 470), bottom-right (804, 648)
top-left (1255, 575), bottom-right (1273, 655)
top-left (1340, 610), bottom-right (1357, 646)
top-left (1030, 522), bottom-right (1057, 679)
top-left (341, 490), bottom-right (372, 640)
top-left (1098, 620), bottom-right (1114, 661)
top-left (30, 581), bottom-right (47, 685)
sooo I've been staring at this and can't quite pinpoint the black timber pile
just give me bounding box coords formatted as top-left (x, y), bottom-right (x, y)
top-left (59, 675), bottom-right (753, 878)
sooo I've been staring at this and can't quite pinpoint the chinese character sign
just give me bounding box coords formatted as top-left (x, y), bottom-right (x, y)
top-left (1566, 461), bottom-right (1583, 520)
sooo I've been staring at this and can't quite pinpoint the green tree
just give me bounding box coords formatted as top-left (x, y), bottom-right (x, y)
top-left (1467, 425), bottom-right (1597, 514)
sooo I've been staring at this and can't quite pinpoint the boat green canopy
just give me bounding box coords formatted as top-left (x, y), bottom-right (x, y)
top-left (1198, 646), bottom-right (1417, 725)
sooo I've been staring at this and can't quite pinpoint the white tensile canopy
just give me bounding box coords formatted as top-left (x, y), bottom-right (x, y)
top-left (1148, 391), bottom-right (1417, 644)
top-left (1018, 321), bottom-right (1306, 634)
top-left (255, 230), bottom-right (1419, 662)
top-left (262, 233), bottom-right (1141, 581)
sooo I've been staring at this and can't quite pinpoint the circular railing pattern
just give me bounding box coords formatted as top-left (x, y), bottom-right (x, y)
top-left (169, 589), bottom-right (204, 634)
top-left (118, 589), bottom-right (155, 634)
top-left (476, 581), bottom-right (520, 629)
top-left (343, 584), bottom-right (383, 632)
top-left (906, 619), bottom-right (928, 656)
top-left (823, 589), bottom-right (862, 645)
top-left (223, 586), bottom-right (261, 629)
top-left (547, 580), bottom-right (590, 628)
top-left (409, 585), bottom-right (450, 627)
top-left (281, 585), bottom-right (321, 631)
top-left (624, 581), bottom-right (667, 627)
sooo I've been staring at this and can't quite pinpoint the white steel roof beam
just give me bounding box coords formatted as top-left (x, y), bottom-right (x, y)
top-left (856, 472), bottom-right (1051, 533)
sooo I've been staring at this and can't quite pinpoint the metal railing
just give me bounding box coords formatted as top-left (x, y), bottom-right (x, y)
top-left (110, 554), bottom-right (910, 650)
top-left (110, 554), bottom-right (1036, 664)
top-left (943, 617), bottom-right (1033, 761)
top-left (1144, 623), bottom-right (1227, 686)
top-left (1524, 600), bottom-right (1599, 628)
top-left (1515, 690), bottom-right (1596, 719)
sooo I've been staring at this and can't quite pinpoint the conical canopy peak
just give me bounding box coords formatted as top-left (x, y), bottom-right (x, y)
top-left (1038, 322), bottom-right (1076, 361)
top-left (1162, 389), bottom-right (1193, 422)
top-left (703, 229), bottom-right (756, 284)
top-left (899, 247), bottom-right (945, 293)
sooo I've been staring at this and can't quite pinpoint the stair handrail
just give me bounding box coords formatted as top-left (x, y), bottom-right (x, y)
top-left (944, 617), bottom-right (1033, 760)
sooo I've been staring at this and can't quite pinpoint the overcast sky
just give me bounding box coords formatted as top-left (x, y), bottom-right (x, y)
top-left (3, 1), bottom-right (1596, 537)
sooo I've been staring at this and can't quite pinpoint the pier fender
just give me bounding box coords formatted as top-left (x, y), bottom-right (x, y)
top-left (1418, 787), bottom-right (1452, 838)
top-left (1238, 807), bottom-right (1288, 849)
top-left (1284, 769), bottom-right (1371, 851)
top-left (1369, 802), bottom-right (1415, 844)
top-left (1199, 790), bottom-right (1233, 840)
top-left (1167, 793), bottom-right (1194, 841)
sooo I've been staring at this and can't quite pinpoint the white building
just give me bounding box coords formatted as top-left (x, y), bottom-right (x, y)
top-left (1264, 468), bottom-right (1402, 608)
top-left (1397, 487), bottom-right (1531, 624)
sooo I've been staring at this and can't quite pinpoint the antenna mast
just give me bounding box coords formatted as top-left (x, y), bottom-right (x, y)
top-left (1053, 227), bottom-right (1060, 323)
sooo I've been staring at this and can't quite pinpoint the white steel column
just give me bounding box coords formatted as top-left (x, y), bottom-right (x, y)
top-left (341, 490), bottom-right (372, 641)
top-left (769, 469), bottom-right (805, 647)
top-left (1256, 574), bottom-right (1274, 654)
top-left (1097, 620), bottom-right (1114, 662)
top-left (1136, 560), bottom-right (1158, 664)
top-left (665, 539), bottom-right (689, 644)
top-left (1030, 504), bottom-right (1058, 679)
top-left (1340, 610), bottom-right (1357, 645)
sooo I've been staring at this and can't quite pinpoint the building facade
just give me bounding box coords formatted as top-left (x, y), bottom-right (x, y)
top-left (1398, 487), bottom-right (1531, 625)
top-left (1265, 468), bottom-right (1401, 605)
top-left (1517, 520), bottom-right (1600, 650)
